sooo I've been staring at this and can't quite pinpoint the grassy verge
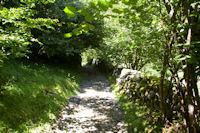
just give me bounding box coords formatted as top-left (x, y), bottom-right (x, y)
top-left (0, 59), bottom-right (83, 132)
top-left (116, 95), bottom-right (162, 133)
top-left (107, 74), bottom-right (162, 133)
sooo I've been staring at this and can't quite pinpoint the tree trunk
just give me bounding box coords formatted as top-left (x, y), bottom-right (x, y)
top-left (184, 63), bottom-right (197, 133)
top-left (160, 48), bottom-right (168, 121)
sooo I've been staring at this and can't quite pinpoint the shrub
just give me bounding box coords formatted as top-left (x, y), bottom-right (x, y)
top-left (117, 72), bottom-right (160, 110)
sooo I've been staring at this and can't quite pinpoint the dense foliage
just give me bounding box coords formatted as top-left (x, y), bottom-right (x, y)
top-left (0, 0), bottom-right (200, 132)
top-left (30, 0), bottom-right (104, 59)
top-left (107, 0), bottom-right (200, 132)
top-left (0, 0), bottom-right (105, 66)
top-left (0, 0), bottom-right (58, 60)
top-left (82, 0), bottom-right (200, 132)
top-left (98, 1), bottom-right (164, 70)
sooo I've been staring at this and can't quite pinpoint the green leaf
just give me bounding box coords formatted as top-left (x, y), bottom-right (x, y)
top-left (112, 9), bottom-right (124, 14)
top-left (192, 41), bottom-right (200, 44)
top-left (131, 42), bottom-right (136, 46)
top-left (72, 28), bottom-right (82, 36)
top-left (64, 33), bottom-right (72, 38)
top-left (78, 10), bottom-right (94, 22)
top-left (31, 38), bottom-right (43, 45)
top-left (123, 0), bottom-right (129, 3)
top-left (189, 14), bottom-right (195, 17)
top-left (88, 24), bottom-right (95, 31)
top-left (177, 55), bottom-right (191, 61)
top-left (63, 6), bottom-right (76, 18)
top-left (90, 1), bottom-right (98, 9)
top-left (85, 13), bottom-right (94, 22)
top-left (98, 0), bottom-right (109, 11)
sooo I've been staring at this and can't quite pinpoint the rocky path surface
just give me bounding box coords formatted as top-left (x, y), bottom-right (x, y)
top-left (53, 68), bottom-right (127, 133)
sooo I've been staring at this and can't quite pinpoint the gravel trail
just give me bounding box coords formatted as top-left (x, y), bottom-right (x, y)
top-left (53, 68), bottom-right (127, 133)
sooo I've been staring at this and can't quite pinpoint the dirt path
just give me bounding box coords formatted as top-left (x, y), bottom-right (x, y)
top-left (53, 68), bottom-right (127, 133)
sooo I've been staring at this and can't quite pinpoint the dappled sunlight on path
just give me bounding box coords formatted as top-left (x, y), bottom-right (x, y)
top-left (52, 69), bottom-right (127, 133)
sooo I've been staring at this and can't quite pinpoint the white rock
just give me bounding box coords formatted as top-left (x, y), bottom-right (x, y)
top-left (117, 69), bottom-right (143, 85)
top-left (119, 69), bottom-right (138, 78)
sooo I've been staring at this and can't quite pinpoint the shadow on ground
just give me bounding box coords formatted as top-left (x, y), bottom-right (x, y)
top-left (118, 95), bottom-right (162, 132)
top-left (53, 67), bottom-right (127, 133)
top-left (0, 60), bottom-right (81, 132)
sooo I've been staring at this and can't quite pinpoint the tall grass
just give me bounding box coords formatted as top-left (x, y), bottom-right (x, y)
top-left (0, 59), bottom-right (83, 132)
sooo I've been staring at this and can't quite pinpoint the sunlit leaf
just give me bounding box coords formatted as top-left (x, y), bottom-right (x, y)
top-left (64, 33), bottom-right (73, 38)
top-left (72, 28), bottom-right (82, 36)
top-left (112, 9), bottom-right (124, 14)
top-left (98, 0), bottom-right (109, 11)
top-left (63, 6), bottom-right (76, 17)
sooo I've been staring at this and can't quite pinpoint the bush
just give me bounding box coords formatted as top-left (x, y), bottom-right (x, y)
top-left (117, 71), bottom-right (160, 110)
top-left (116, 69), bottom-right (187, 131)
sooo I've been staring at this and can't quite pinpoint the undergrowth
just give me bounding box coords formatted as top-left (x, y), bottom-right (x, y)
top-left (0, 59), bottom-right (83, 132)
top-left (108, 72), bottom-right (162, 133)
top-left (116, 95), bottom-right (162, 133)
